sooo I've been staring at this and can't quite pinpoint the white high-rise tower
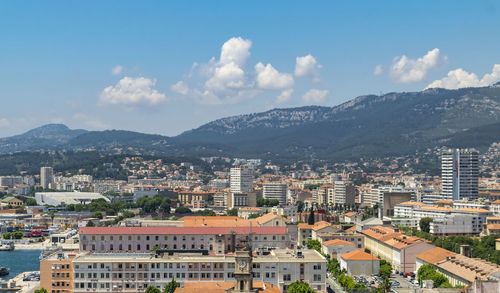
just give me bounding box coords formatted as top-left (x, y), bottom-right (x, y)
top-left (230, 166), bottom-right (254, 194)
top-left (441, 149), bottom-right (479, 200)
top-left (40, 166), bottom-right (54, 190)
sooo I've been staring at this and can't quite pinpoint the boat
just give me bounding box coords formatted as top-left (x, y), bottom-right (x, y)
top-left (0, 242), bottom-right (14, 251)
top-left (0, 267), bottom-right (9, 277)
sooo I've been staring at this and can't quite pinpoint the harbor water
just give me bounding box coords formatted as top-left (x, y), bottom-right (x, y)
top-left (0, 250), bottom-right (41, 280)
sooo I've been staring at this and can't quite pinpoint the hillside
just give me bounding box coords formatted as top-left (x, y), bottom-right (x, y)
top-left (0, 85), bottom-right (499, 160)
top-left (174, 85), bottom-right (500, 159)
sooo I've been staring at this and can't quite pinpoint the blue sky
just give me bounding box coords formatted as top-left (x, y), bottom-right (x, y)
top-left (0, 1), bottom-right (499, 137)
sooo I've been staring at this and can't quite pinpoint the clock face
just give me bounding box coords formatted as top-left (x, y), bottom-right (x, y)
top-left (239, 260), bottom-right (247, 269)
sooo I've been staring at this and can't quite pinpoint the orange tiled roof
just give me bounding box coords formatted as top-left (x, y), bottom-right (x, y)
top-left (182, 216), bottom-right (252, 227)
top-left (312, 221), bottom-right (332, 231)
top-left (344, 212), bottom-right (355, 217)
top-left (322, 239), bottom-right (356, 247)
top-left (251, 212), bottom-right (281, 225)
top-left (416, 247), bottom-right (456, 265)
top-left (341, 249), bottom-right (379, 261)
top-left (486, 224), bottom-right (500, 231)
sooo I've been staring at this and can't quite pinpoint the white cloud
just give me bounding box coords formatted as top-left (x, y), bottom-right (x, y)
top-left (295, 54), bottom-right (321, 78)
top-left (276, 89), bottom-right (294, 104)
top-left (100, 77), bottom-right (167, 105)
top-left (390, 48), bottom-right (442, 83)
top-left (373, 64), bottom-right (384, 76)
top-left (302, 89), bottom-right (329, 104)
top-left (0, 118), bottom-right (10, 128)
top-left (112, 65), bottom-right (123, 75)
top-left (255, 63), bottom-right (294, 90)
top-left (426, 64), bottom-right (500, 89)
top-left (220, 37), bottom-right (252, 67)
top-left (171, 81), bottom-right (190, 95)
top-left (205, 62), bottom-right (246, 91)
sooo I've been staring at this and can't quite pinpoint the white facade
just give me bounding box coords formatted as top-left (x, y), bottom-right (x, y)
top-left (429, 215), bottom-right (479, 235)
top-left (262, 182), bottom-right (288, 206)
top-left (40, 166), bottom-right (54, 189)
top-left (35, 191), bottom-right (109, 206)
top-left (72, 249), bottom-right (327, 293)
top-left (441, 149), bottom-right (479, 200)
top-left (230, 166), bottom-right (254, 193)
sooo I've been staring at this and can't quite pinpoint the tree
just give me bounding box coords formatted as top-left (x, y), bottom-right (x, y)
top-left (93, 211), bottom-right (104, 219)
top-left (163, 279), bottom-right (180, 293)
top-left (417, 264), bottom-right (451, 288)
top-left (34, 289), bottom-right (48, 293)
top-left (227, 208), bottom-right (238, 216)
top-left (296, 201), bottom-right (304, 213)
top-left (174, 206), bottom-right (192, 214)
top-left (25, 197), bottom-right (38, 206)
top-left (305, 239), bottom-right (321, 253)
top-left (86, 220), bottom-right (95, 227)
top-left (248, 213), bottom-right (260, 219)
top-left (145, 286), bottom-right (161, 293)
top-left (419, 217), bottom-right (433, 233)
top-left (307, 207), bottom-right (315, 225)
top-left (287, 280), bottom-right (314, 293)
top-left (379, 259), bottom-right (392, 279)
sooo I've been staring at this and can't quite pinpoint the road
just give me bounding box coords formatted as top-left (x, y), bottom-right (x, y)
top-left (391, 274), bottom-right (420, 290)
top-left (327, 275), bottom-right (347, 293)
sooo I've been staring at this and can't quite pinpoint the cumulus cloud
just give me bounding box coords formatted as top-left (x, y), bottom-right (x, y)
top-left (276, 89), bottom-right (294, 104)
top-left (373, 64), bottom-right (384, 76)
top-left (295, 54), bottom-right (321, 78)
top-left (302, 89), bottom-right (329, 104)
top-left (112, 65), bottom-right (123, 75)
top-left (426, 64), bottom-right (500, 89)
top-left (220, 37), bottom-right (252, 67)
top-left (100, 77), bottom-right (167, 105)
top-left (171, 81), bottom-right (189, 95)
top-left (390, 48), bottom-right (442, 83)
top-left (173, 36), bottom-right (323, 104)
top-left (255, 63), bottom-right (294, 90)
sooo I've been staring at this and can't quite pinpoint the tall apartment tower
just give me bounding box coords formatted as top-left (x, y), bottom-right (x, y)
top-left (441, 149), bottom-right (479, 200)
top-left (230, 166), bottom-right (254, 193)
top-left (40, 166), bottom-right (54, 190)
top-left (262, 182), bottom-right (288, 206)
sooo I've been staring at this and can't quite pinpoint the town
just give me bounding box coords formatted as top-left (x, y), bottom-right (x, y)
top-left (0, 146), bottom-right (498, 293)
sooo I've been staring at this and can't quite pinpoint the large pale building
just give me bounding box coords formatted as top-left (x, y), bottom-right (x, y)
top-left (42, 248), bottom-right (326, 293)
top-left (40, 166), bottom-right (54, 189)
top-left (230, 166), bottom-right (254, 194)
top-left (441, 148), bottom-right (479, 200)
top-left (262, 182), bottom-right (288, 206)
top-left (79, 226), bottom-right (291, 254)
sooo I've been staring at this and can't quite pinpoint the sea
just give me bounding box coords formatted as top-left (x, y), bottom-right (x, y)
top-left (0, 250), bottom-right (41, 281)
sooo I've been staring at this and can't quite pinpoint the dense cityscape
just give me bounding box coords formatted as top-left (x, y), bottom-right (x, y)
top-left (1, 1), bottom-right (500, 293)
top-left (0, 144), bottom-right (498, 293)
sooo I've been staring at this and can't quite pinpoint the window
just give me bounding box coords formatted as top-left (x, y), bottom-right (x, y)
top-left (283, 274), bottom-right (291, 281)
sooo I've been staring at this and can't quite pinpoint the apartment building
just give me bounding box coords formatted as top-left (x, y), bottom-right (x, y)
top-left (362, 226), bottom-right (434, 273)
top-left (230, 166), bottom-right (254, 194)
top-left (394, 201), bottom-right (492, 233)
top-left (441, 148), bottom-right (479, 200)
top-left (430, 214), bottom-right (481, 235)
top-left (40, 252), bottom-right (75, 293)
top-left (66, 249), bottom-right (327, 293)
top-left (79, 226), bottom-right (290, 255)
top-left (262, 183), bottom-right (288, 206)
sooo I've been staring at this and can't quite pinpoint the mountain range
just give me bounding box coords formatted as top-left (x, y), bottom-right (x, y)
top-left (1, 84), bottom-right (500, 160)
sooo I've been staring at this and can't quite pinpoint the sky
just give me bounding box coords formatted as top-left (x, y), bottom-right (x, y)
top-left (0, 1), bottom-right (499, 137)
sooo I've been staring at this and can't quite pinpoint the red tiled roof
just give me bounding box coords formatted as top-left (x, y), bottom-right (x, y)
top-left (79, 226), bottom-right (287, 235)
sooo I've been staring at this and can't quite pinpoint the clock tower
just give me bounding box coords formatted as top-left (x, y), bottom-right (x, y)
top-left (231, 250), bottom-right (257, 293)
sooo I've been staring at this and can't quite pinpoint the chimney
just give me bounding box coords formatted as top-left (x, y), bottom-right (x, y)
top-left (460, 245), bottom-right (471, 257)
